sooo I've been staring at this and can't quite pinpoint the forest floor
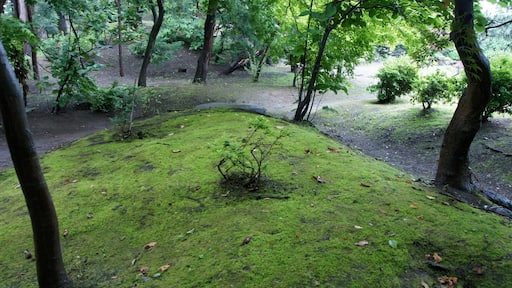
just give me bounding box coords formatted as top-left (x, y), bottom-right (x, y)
top-left (1, 46), bottom-right (511, 201)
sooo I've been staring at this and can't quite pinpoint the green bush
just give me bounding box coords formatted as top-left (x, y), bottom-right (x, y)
top-left (217, 116), bottom-right (288, 189)
top-left (411, 70), bottom-right (463, 111)
top-left (483, 54), bottom-right (512, 121)
top-left (367, 57), bottom-right (418, 103)
top-left (129, 38), bottom-right (183, 64)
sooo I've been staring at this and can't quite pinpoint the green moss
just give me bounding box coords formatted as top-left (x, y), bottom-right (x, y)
top-left (0, 109), bottom-right (511, 287)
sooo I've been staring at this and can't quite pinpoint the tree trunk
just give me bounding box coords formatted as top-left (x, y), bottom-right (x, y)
top-left (193, 0), bottom-right (219, 84)
top-left (0, 0), bottom-right (7, 14)
top-left (293, 25), bottom-right (333, 121)
top-left (253, 45), bottom-right (270, 82)
top-left (137, 0), bottom-right (164, 87)
top-left (115, 0), bottom-right (124, 77)
top-left (435, 0), bottom-right (492, 192)
top-left (57, 11), bottom-right (68, 34)
top-left (0, 41), bottom-right (72, 288)
top-left (27, 4), bottom-right (39, 80)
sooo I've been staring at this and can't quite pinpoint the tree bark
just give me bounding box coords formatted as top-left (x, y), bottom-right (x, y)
top-left (137, 0), bottom-right (164, 87)
top-left (57, 11), bottom-right (68, 34)
top-left (193, 0), bottom-right (219, 84)
top-left (253, 45), bottom-right (270, 82)
top-left (27, 4), bottom-right (39, 80)
top-left (0, 41), bottom-right (72, 288)
top-left (115, 0), bottom-right (124, 77)
top-left (435, 0), bottom-right (492, 191)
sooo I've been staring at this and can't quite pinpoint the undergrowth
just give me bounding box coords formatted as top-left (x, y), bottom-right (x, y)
top-left (0, 109), bottom-right (511, 287)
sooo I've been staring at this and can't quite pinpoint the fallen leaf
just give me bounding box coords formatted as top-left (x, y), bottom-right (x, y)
top-left (275, 125), bottom-right (285, 129)
top-left (86, 213), bottom-right (93, 219)
top-left (63, 229), bottom-right (69, 237)
top-left (327, 147), bottom-right (340, 153)
top-left (355, 240), bottom-right (369, 246)
top-left (304, 149), bottom-right (320, 155)
top-left (426, 195), bottom-right (436, 200)
top-left (241, 236), bottom-right (252, 245)
top-left (144, 242), bottom-right (157, 249)
top-left (405, 179), bottom-right (413, 184)
top-left (421, 279), bottom-right (430, 288)
top-left (417, 215), bottom-right (425, 220)
top-left (437, 276), bottom-right (457, 288)
top-left (379, 209), bottom-right (387, 215)
top-left (354, 225), bottom-right (363, 229)
top-left (172, 149), bottom-right (181, 153)
top-left (179, 124), bottom-right (185, 129)
top-left (140, 266), bottom-right (149, 275)
top-left (388, 240), bottom-right (398, 248)
top-left (295, 233), bottom-right (300, 239)
top-left (158, 263), bottom-right (173, 272)
top-left (360, 182), bottom-right (371, 188)
top-left (410, 204), bottom-right (419, 209)
top-left (433, 252), bottom-right (442, 263)
top-left (313, 176), bottom-right (327, 183)
top-left (425, 254), bottom-right (431, 260)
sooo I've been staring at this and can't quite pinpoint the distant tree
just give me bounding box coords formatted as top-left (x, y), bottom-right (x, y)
top-left (138, 0), bottom-right (164, 87)
top-left (193, 0), bottom-right (219, 83)
top-left (435, 0), bottom-right (493, 192)
top-left (0, 40), bottom-right (72, 288)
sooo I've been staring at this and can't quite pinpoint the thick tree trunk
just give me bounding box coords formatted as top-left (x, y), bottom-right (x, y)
top-left (435, 0), bottom-right (492, 191)
top-left (0, 42), bottom-right (71, 288)
top-left (57, 11), bottom-right (68, 34)
top-left (137, 0), bottom-right (164, 87)
top-left (193, 0), bottom-right (219, 84)
top-left (116, 0), bottom-right (124, 77)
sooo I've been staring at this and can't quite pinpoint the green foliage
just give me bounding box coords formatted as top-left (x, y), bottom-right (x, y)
top-left (0, 14), bottom-right (38, 90)
top-left (161, 18), bottom-right (203, 50)
top-left (368, 57), bottom-right (418, 103)
top-left (411, 70), bottom-right (463, 111)
top-left (217, 116), bottom-right (288, 188)
top-left (483, 53), bottom-right (512, 121)
top-left (41, 33), bottom-right (102, 110)
top-left (129, 38), bottom-right (183, 64)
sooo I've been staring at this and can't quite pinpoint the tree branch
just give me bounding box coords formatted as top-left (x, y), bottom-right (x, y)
top-left (485, 18), bottom-right (512, 33)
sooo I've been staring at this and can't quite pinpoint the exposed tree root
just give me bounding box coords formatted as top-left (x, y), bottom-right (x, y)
top-left (441, 186), bottom-right (512, 219)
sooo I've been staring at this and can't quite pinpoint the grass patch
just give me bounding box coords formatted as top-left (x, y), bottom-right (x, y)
top-left (0, 109), bottom-right (511, 287)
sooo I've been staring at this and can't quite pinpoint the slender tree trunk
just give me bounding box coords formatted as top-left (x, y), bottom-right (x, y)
top-left (294, 25), bottom-right (333, 121)
top-left (0, 41), bottom-right (72, 288)
top-left (253, 45), bottom-right (270, 82)
top-left (193, 0), bottom-right (219, 84)
top-left (115, 0), bottom-right (124, 77)
top-left (27, 4), bottom-right (39, 80)
top-left (137, 0), bottom-right (164, 87)
top-left (435, 0), bottom-right (492, 192)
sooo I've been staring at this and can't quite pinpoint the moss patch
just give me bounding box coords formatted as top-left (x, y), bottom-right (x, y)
top-left (0, 109), bottom-right (511, 287)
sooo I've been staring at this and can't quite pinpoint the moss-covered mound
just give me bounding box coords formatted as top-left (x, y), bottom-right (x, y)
top-left (0, 109), bottom-right (510, 287)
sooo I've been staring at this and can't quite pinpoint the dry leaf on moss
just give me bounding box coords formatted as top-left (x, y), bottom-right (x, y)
top-left (144, 242), bottom-right (157, 249)
top-left (355, 240), bottom-right (369, 246)
top-left (327, 147), bottom-right (340, 153)
top-left (158, 263), bottom-right (173, 272)
top-left (410, 204), bottom-right (419, 209)
top-left (313, 176), bottom-right (327, 183)
top-left (433, 252), bottom-right (442, 263)
top-left (139, 266), bottom-right (149, 275)
top-left (421, 279), bottom-right (430, 288)
top-left (438, 276), bottom-right (458, 288)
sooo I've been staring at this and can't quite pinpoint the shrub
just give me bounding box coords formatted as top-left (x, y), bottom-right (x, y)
top-left (217, 116), bottom-right (288, 189)
top-left (129, 38), bottom-right (183, 64)
top-left (483, 54), bottom-right (512, 121)
top-left (411, 70), bottom-right (463, 111)
top-left (367, 56), bottom-right (418, 103)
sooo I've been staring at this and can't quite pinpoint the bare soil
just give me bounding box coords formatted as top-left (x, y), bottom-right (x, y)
top-left (1, 46), bottom-right (511, 202)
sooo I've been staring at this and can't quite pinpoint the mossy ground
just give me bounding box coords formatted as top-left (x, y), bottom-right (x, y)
top-left (0, 109), bottom-right (511, 287)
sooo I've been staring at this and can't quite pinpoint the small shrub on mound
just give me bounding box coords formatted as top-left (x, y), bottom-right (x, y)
top-left (411, 70), bottom-right (463, 111)
top-left (368, 56), bottom-right (418, 103)
top-left (483, 53), bottom-right (512, 121)
top-left (217, 116), bottom-right (288, 189)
